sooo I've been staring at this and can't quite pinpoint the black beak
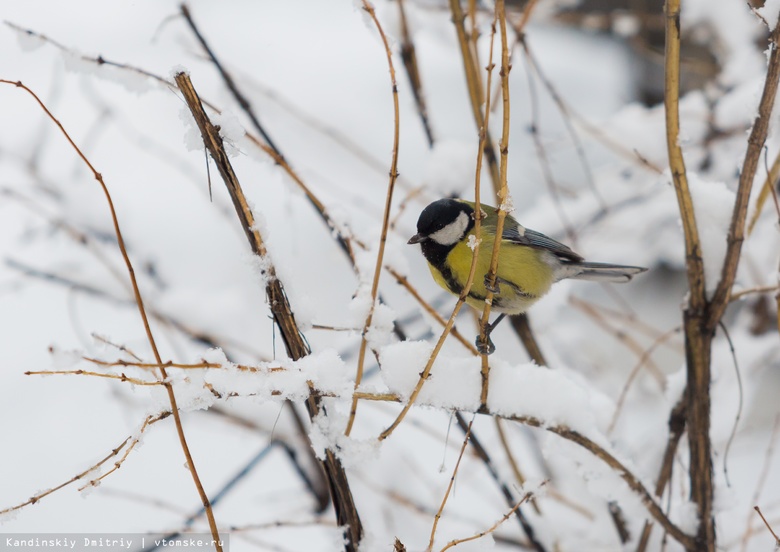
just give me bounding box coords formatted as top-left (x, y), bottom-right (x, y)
top-left (407, 233), bottom-right (427, 245)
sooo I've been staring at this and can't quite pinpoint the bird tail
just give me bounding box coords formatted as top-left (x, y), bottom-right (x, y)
top-left (559, 261), bottom-right (648, 283)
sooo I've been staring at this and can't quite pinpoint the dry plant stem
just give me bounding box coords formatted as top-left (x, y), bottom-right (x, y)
top-left (174, 73), bottom-right (362, 551)
top-left (663, 3), bottom-right (711, 548)
top-left (346, 0), bottom-right (402, 436)
top-left (453, 414), bottom-right (545, 551)
top-left (747, 148), bottom-right (780, 234)
top-left (386, 267), bottom-right (478, 353)
top-left (0, 413), bottom-right (169, 516)
top-left (665, 7), bottom-right (780, 548)
top-left (754, 506), bottom-right (780, 545)
top-left (478, 0), bottom-right (512, 407)
top-left (636, 394), bottom-right (688, 552)
top-left (500, 414), bottom-right (695, 550)
top-left (428, 417), bottom-right (474, 550)
top-left (608, 327), bottom-right (681, 434)
top-left (26, 369), bottom-right (162, 386)
top-left (439, 490), bottom-right (537, 552)
top-left (739, 415), bottom-right (780, 551)
top-left (709, 23), bottom-right (780, 327)
top-left (495, 418), bottom-right (542, 515)
top-left (449, 0), bottom-right (501, 195)
top-left (0, 79), bottom-right (223, 550)
top-left (397, 0), bottom-right (434, 147)
top-left (378, 4), bottom-right (500, 442)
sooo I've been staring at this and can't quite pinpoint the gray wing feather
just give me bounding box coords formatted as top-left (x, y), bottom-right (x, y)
top-left (501, 223), bottom-right (583, 262)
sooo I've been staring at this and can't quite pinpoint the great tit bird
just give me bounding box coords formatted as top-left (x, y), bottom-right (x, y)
top-left (408, 198), bottom-right (647, 354)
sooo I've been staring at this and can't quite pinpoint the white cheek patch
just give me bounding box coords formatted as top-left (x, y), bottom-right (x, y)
top-left (429, 211), bottom-right (470, 246)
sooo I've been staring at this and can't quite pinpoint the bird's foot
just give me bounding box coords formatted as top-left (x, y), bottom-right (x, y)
top-left (475, 334), bottom-right (496, 355)
top-left (484, 275), bottom-right (501, 294)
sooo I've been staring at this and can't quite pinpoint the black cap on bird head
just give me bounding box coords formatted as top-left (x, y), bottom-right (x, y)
top-left (408, 199), bottom-right (475, 246)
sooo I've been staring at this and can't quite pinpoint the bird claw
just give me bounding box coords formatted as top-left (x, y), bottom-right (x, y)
top-left (484, 275), bottom-right (500, 294)
top-left (475, 334), bottom-right (496, 355)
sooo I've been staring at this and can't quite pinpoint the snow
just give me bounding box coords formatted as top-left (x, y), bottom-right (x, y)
top-left (3, 1), bottom-right (780, 550)
top-left (687, 173), bottom-right (735, 295)
top-left (757, 0), bottom-right (780, 30)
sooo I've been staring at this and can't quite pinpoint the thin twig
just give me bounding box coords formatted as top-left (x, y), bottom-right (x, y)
top-left (346, 0), bottom-right (402, 436)
top-left (753, 506), bottom-right (780, 546)
top-left (0, 79), bottom-right (223, 549)
top-left (709, 23), bottom-right (780, 327)
top-left (438, 488), bottom-right (540, 552)
top-left (448, 0), bottom-right (501, 195)
top-left (428, 416), bottom-right (475, 550)
top-left (0, 413), bottom-right (169, 516)
top-left (740, 415), bottom-right (780, 551)
top-left (477, 0), bottom-right (512, 406)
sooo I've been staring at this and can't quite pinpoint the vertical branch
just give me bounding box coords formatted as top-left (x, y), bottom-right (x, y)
top-left (174, 73), bottom-right (363, 551)
top-left (345, 0), bottom-right (401, 435)
top-left (708, 23), bottom-right (780, 327)
top-left (449, 0), bottom-right (501, 195)
top-left (477, 0), bottom-right (512, 406)
top-left (0, 79), bottom-right (223, 551)
top-left (663, 2), bottom-right (714, 549)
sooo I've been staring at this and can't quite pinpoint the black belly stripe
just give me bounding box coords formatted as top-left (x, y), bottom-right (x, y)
top-left (438, 263), bottom-right (463, 295)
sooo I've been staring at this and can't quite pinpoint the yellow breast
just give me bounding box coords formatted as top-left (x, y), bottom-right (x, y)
top-left (428, 232), bottom-right (555, 314)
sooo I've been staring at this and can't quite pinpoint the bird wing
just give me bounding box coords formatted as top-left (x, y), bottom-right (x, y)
top-left (501, 221), bottom-right (584, 263)
top-left (458, 199), bottom-right (584, 262)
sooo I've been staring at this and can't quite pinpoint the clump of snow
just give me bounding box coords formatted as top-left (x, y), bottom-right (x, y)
top-left (467, 234), bottom-right (481, 251)
top-left (59, 49), bottom-right (152, 93)
top-left (612, 13), bottom-right (640, 37)
top-left (247, 252), bottom-right (276, 288)
top-left (687, 173), bottom-right (735, 296)
top-left (379, 341), bottom-right (482, 411)
top-left (756, 0), bottom-right (780, 32)
top-left (13, 28), bottom-right (45, 52)
top-left (487, 359), bottom-right (614, 441)
top-left (212, 110), bottom-right (245, 157)
top-left (308, 409), bottom-right (380, 468)
top-left (499, 195), bottom-right (515, 213)
top-left (169, 65), bottom-right (190, 79)
top-left (677, 501), bottom-right (700, 534)
top-left (179, 107), bottom-right (203, 152)
top-left (0, 509), bottom-right (19, 524)
top-left (423, 140), bottom-right (478, 198)
top-left (365, 302), bottom-right (397, 350)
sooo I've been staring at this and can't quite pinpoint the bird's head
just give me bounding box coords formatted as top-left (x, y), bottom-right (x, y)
top-left (408, 199), bottom-right (475, 247)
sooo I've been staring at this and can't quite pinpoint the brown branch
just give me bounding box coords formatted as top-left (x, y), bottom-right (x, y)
top-left (0, 79), bottom-right (222, 549)
top-left (439, 488), bottom-right (539, 552)
top-left (635, 395), bottom-right (687, 552)
top-left (708, 24), bottom-right (780, 328)
top-left (477, 0), bottom-right (511, 406)
top-left (747, 148), bottom-right (780, 235)
top-left (429, 417), bottom-right (475, 549)
top-left (174, 72), bottom-right (362, 551)
top-left (346, 0), bottom-right (402, 435)
top-left (448, 0), bottom-right (501, 195)
top-left (0, 413), bottom-right (169, 516)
